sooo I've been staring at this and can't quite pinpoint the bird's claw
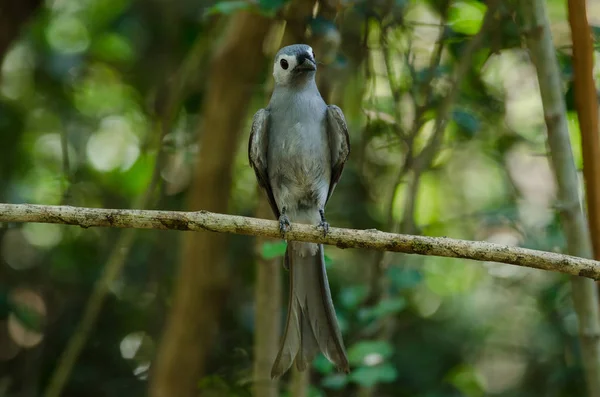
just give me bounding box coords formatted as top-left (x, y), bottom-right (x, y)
top-left (318, 209), bottom-right (329, 237)
top-left (318, 220), bottom-right (330, 237)
top-left (279, 214), bottom-right (291, 236)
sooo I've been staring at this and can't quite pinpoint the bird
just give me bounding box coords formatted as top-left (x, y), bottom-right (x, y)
top-left (248, 43), bottom-right (350, 378)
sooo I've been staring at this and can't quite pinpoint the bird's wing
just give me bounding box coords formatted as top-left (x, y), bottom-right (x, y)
top-left (248, 108), bottom-right (280, 218)
top-left (325, 105), bottom-right (350, 204)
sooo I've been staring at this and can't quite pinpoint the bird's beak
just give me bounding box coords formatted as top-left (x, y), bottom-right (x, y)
top-left (295, 57), bottom-right (316, 72)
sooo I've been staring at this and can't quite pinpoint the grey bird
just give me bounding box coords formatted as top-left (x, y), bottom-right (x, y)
top-left (248, 44), bottom-right (350, 378)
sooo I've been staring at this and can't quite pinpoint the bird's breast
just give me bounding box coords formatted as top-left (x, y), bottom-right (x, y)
top-left (268, 112), bottom-right (330, 190)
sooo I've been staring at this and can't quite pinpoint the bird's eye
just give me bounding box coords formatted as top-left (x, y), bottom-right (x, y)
top-left (312, 50), bottom-right (315, 59)
top-left (280, 59), bottom-right (289, 70)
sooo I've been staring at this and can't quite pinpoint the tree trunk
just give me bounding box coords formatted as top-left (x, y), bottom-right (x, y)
top-left (521, 1), bottom-right (600, 396)
top-left (149, 12), bottom-right (271, 397)
top-left (291, 367), bottom-right (309, 397)
top-left (567, 0), bottom-right (600, 258)
top-left (252, 197), bottom-right (282, 397)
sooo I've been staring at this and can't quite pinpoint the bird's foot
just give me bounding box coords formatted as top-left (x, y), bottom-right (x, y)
top-left (318, 209), bottom-right (329, 237)
top-left (279, 214), bottom-right (291, 236)
top-left (318, 220), bottom-right (330, 237)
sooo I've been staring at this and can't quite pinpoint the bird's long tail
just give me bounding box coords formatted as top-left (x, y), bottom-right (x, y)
top-left (270, 243), bottom-right (349, 378)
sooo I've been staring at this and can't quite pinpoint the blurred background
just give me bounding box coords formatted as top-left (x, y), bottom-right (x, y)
top-left (0, 0), bottom-right (597, 396)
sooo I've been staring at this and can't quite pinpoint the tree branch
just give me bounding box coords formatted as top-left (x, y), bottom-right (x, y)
top-left (1, 203), bottom-right (599, 279)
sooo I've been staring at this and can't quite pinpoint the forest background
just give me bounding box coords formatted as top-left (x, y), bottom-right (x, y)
top-left (1, 0), bottom-right (600, 396)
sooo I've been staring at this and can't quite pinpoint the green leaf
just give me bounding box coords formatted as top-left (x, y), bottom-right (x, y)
top-left (387, 267), bottom-right (423, 289)
top-left (556, 51), bottom-right (573, 79)
top-left (307, 386), bottom-right (325, 397)
top-left (347, 340), bottom-right (394, 366)
top-left (415, 65), bottom-right (450, 84)
top-left (359, 297), bottom-right (407, 321)
top-left (313, 354), bottom-right (335, 374)
top-left (110, 153), bottom-right (154, 197)
top-left (349, 363), bottom-right (398, 387)
top-left (567, 112), bottom-right (583, 170)
top-left (452, 109), bottom-right (480, 138)
top-left (322, 373), bottom-right (349, 389)
top-left (339, 285), bottom-right (369, 309)
top-left (445, 364), bottom-right (485, 397)
top-left (11, 303), bottom-right (43, 332)
top-left (261, 241), bottom-right (287, 259)
top-left (258, 0), bottom-right (288, 12)
top-left (592, 25), bottom-right (600, 41)
top-left (46, 15), bottom-right (91, 54)
top-left (204, 1), bottom-right (252, 17)
top-left (91, 33), bottom-right (135, 64)
top-left (81, 0), bottom-right (132, 31)
top-left (448, 0), bottom-right (487, 35)
top-left (424, 257), bottom-right (482, 296)
top-left (197, 374), bottom-right (250, 395)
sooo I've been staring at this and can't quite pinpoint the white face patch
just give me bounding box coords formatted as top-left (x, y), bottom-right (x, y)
top-left (273, 54), bottom-right (297, 86)
top-left (272, 46), bottom-right (315, 86)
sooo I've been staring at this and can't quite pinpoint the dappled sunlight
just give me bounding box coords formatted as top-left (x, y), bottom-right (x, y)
top-left (7, 288), bottom-right (46, 348)
top-left (0, 0), bottom-right (598, 395)
top-left (0, 320), bottom-right (21, 361)
top-left (46, 15), bottom-right (91, 54)
top-left (22, 223), bottom-right (64, 248)
top-left (1, 229), bottom-right (41, 270)
top-left (86, 116), bottom-right (140, 172)
top-left (0, 43), bottom-right (35, 100)
top-left (34, 133), bottom-right (78, 174)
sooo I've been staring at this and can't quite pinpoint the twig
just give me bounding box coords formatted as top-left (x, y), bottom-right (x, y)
top-left (0, 203), bottom-right (599, 279)
top-left (419, 0), bottom-right (449, 110)
top-left (368, 0), bottom-right (499, 301)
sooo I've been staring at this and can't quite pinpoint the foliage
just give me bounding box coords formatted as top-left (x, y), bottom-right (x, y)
top-left (0, 0), bottom-right (594, 395)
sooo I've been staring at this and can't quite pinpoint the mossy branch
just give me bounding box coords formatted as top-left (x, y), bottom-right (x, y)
top-left (1, 203), bottom-right (599, 279)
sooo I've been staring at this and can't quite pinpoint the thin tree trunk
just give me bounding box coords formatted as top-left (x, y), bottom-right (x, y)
top-left (252, 197), bottom-right (281, 397)
top-left (567, 0), bottom-right (600, 257)
top-left (291, 367), bottom-right (309, 397)
top-left (149, 12), bottom-right (271, 397)
top-left (521, 1), bottom-right (600, 396)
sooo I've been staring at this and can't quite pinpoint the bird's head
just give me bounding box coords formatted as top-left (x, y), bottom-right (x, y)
top-left (272, 44), bottom-right (317, 87)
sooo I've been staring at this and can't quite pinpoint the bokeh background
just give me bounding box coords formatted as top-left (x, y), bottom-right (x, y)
top-left (0, 0), bottom-right (598, 396)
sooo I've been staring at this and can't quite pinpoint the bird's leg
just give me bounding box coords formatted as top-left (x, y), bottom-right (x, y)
top-left (318, 208), bottom-right (329, 236)
top-left (279, 206), bottom-right (291, 236)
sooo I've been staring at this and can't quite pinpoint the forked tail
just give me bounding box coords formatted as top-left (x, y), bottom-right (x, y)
top-left (270, 243), bottom-right (349, 378)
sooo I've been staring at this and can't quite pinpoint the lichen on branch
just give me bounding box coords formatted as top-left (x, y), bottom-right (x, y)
top-left (0, 203), bottom-right (599, 279)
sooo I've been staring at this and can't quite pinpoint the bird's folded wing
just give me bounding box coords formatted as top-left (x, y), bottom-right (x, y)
top-left (325, 105), bottom-right (351, 203)
top-left (248, 108), bottom-right (280, 218)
